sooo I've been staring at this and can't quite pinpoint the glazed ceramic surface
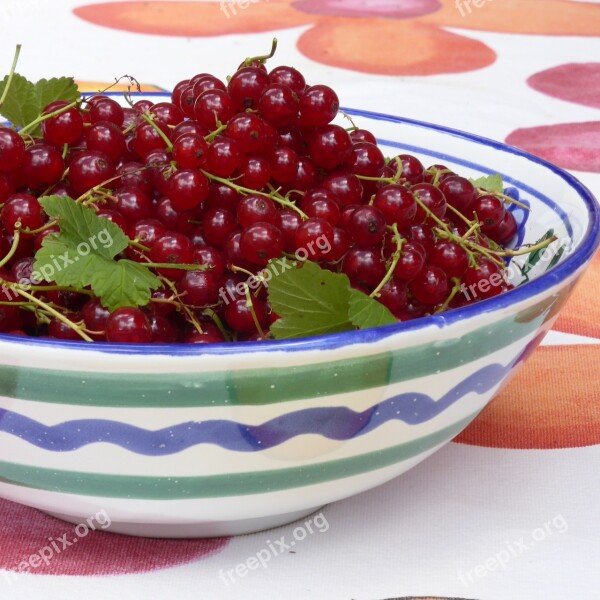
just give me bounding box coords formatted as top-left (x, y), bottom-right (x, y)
top-left (0, 103), bottom-right (598, 537)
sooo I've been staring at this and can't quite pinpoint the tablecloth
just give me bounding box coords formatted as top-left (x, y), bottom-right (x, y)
top-left (1, 1), bottom-right (600, 599)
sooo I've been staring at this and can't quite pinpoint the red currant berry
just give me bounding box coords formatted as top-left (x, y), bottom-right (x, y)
top-left (86, 121), bottom-right (126, 162)
top-left (295, 218), bottom-right (335, 259)
top-left (173, 133), bottom-right (209, 169)
top-left (373, 184), bottom-right (417, 228)
top-left (393, 242), bottom-right (426, 280)
top-left (409, 265), bottom-right (449, 305)
top-left (205, 138), bottom-right (242, 177)
top-left (299, 85), bottom-right (339, 127)
top-left (168, 169), bottom-right (209, 211)
top-left (89, 97), bottom-right (124, 127)
top-left (269, 65), bottom-right (306, 94)
top-left (1, 193), bottom-right (45, 232)
top-left (240, 222), bottom-right (284, 266)
top-left (0, 127), bottom-right (25, 172)
top-left (347, 205), bottom-right (386, 248)
top-left (149, 232), bottom-right (194, 280)
top-left (106, 307), bottom-right (152, 343)
top-left (41, 101), bottom-right (84, 146)
top-left (228, 67), bottom-right (270, 111)
top-left (21, 143), bottom-right (65, 190)
top-left (193, 89), bottom-right (236, 129)
top-left (69, 150), bottom-right (115, 196)
top-left (308, 125), bottom-right (353, 170)
top-left (237, 194), bottom-right (277, 228)
top-left (439, 176), bottom-right (478, 214)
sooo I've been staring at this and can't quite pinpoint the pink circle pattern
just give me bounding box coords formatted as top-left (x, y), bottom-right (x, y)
top-left (506, 63), bottom-right (600, 173)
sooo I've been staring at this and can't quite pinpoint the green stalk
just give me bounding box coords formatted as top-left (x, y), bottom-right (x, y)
top-left (0, 45), bottom-right (22, 112)
top-left (0, 224), bottom-right (21, 269)
top-left (370, 224), bottom-right (402, 299)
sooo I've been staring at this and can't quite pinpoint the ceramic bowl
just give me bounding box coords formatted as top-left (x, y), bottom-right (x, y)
top-left (0, 103), bottom-right (598, 537)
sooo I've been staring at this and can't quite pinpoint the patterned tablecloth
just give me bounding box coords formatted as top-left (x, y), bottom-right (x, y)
top-left (1, 1), bottom-right (600, 599)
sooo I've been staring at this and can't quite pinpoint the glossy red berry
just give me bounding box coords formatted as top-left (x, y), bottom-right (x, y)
top-left (106, 307), bottom-right (152, 343)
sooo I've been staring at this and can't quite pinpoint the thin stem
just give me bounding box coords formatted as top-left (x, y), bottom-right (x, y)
top-left (494, 235), bottom-right (557, 257)
top-left (435, 277), bottom-right (462, 314)
top-left (140, 112), bottom-right (173, 152)
top-left (202, 170), bottom-right (308, 219)
top-left (244, 284), bottom-right (266, 339)
top-left (19, 99), bottom-right (80, 136)
top-left (8, 285), bottom-right (93, 342)
top-left (144, 262), bottom-right (207, 271)
top-left (202, 307), bottom-right (231, 342)
top-left (0, 45), bottom-right (21, 111)
top-left (159, 277), bottom-right (204, 334)
top-left (0, 224), bottom-right (21, 269)
top-left (370, 224), bottom-right (402, 299)
top-left (243, 38), bottom-right (278, 67)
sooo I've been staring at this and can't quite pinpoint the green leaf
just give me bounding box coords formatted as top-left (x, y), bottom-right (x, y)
top-left (0, 73), bottom-right (79, 131)
top-left (469, 174), bottom-right (504, 194)
top-left (268, 260), bottom-right (354, 340)
top-left (0, 73), bottom-right (37, 126)
top-left (33, 196), bottom-right (160, 312)
top-left (348, 289), bottom-right (397, 329)
top-left (34, 77), bottom-right (79, 113)
top-left (39, 195), bottom-right (129, 258)
top-left (90, 260), bottom-right (161, 312)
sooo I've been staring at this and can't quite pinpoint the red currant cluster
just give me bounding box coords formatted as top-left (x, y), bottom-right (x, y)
top-left (0, 52), bottom-right (520, 344)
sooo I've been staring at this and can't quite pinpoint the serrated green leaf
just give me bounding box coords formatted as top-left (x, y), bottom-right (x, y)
top-left (0, 73), bottom-right (37, 126)
top-left (34, 77), bottom-right (79, 112)
top-left (469, 174), bottom-right (504, 194)
top-left (268, 260), bottom-right (354, 340)
top-left (0, 73), bottom-right (80, 132)
top-left (34, 196), bottom-right (160, 311)
top-left (348, 289), bottom-right (397, 329)
top-left (89, 260), bottom-right (161, 312)
top-left (39, 195), bottom-right (129, 259)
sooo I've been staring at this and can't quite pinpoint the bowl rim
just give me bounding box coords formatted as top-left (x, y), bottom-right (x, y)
top-left (1, 104), bottom-right (599, 356)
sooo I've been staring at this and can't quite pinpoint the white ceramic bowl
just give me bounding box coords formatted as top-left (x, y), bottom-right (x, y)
top-left (0, 103), bottom-right (598, 537)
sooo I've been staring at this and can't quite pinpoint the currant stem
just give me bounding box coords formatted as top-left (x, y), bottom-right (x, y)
top-left (19, 99), bottom-right (80, 136)
top-left (202, 307), bottom-right (231, 342)
top-left (493, 235), bottom-right (557, 257)
top-left (6, 283), bottom-right (93, 342)
top-left (159, 277), bottom-right (204, 334)
top-left (140, 112), bottom-right (173, 153)
top-left (202, 170), bottom-right (308, 219)
top-left (0, 44), bottom-right (22, 112)
top-left (244, 283), bottom-right (266, 339)
top-left (243, 38), bottom-right (278, 67)
top-left (435, 277), bottom-right (463, 314)
top-left (0, 223), bottom-right (21, 269)
top-left (370, 224), bottom-right (402, 299)
top-left (144, 262), bottom-right (207, 271)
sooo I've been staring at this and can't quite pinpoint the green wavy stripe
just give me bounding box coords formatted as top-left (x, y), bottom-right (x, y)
top-left (0, 295), bottom-right (562, 407)
top-left (0, 414), bottom-right (474, 499)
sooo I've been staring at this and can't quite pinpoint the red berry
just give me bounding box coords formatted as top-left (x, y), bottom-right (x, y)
top-left (106, 307), bottom-right (152, 343)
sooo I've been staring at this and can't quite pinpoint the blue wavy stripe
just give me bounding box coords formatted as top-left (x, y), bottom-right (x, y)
top-left (0, 362), bottom-right (511, 455)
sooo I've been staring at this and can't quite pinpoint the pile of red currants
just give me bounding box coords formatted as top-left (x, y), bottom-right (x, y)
top-left (0, 48), bottom-right (521, 344)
